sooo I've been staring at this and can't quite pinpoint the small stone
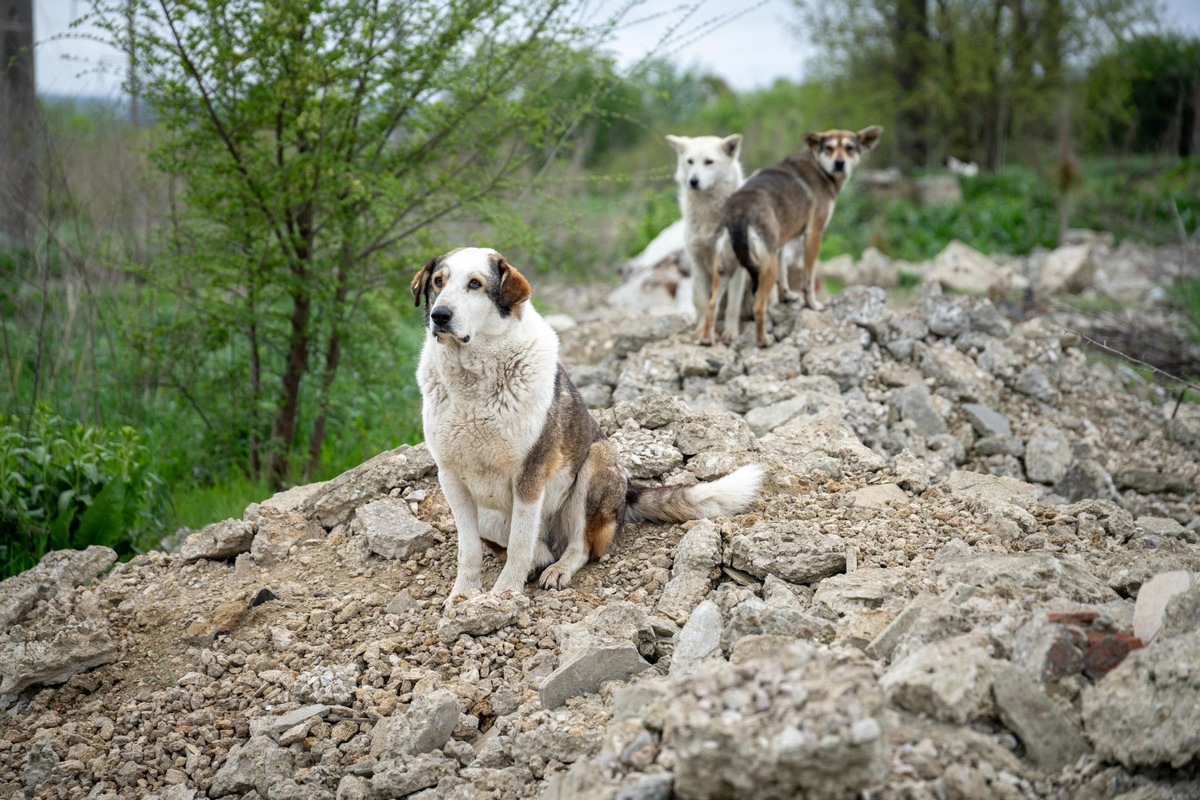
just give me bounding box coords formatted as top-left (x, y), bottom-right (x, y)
top-left (179, 519), bottom-right (255, 562)
top-left (371, 690), bottom-right (460, 759)
top-left (670, 601), bottom-right (722, 677)
top-left (269, 704), bottom-right (329, 738)
top-left (352, 497), bottom-right (437, 560)
top-left (882, 635), bottom-right (995, 723)
top-left (370, 753), bottom-right (458, 797)
top-left (891, 383), bottom-right (947, 436)
top-left (1133, 571), bottom-right (1196, 645)
top-left (1081, 629), bottom-right (1200, 768)
top-left (248, 588), bottom-right (278, 607)
top-left (1024, 425), bottom-right (1072, 484)
top-left (992, 663), bottom-right (1090, 772)
top-left (847, 483), bottom-right (909, 510)
top-left (539, 643), bottom-right (651, 709)
top-left (438, 592), bottom-right (530, 643)
top-left (963, 403), bottom-right (1012, 438)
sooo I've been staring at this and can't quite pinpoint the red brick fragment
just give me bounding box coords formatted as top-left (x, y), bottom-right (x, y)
top-left (1042, 636), bottom-right (1084, 682)
top-left (1082, 631), bottom-right (1144, 681)
top-left (1046, 610), bottom-right (1098, 626)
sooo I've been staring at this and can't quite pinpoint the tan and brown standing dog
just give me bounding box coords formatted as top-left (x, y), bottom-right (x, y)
top-left (413, 247), bottom-right (763, 607)
top-left (700, 125), bottom-right (883, 348)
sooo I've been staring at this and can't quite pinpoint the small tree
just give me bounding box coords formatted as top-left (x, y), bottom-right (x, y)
top-left (88, 0), bottom-right (619, 487)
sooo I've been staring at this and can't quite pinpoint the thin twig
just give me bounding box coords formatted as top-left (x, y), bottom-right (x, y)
top-left (1061, 326), bottom-right (1200, 397)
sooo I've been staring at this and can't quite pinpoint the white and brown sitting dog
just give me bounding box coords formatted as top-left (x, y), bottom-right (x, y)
top-left (412, 247), bottom-right (763, 607)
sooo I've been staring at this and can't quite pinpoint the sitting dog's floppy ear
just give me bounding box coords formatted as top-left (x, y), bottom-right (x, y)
top-left (492, 253), bottom-right (531, 314)
top-left (805, 132), bottom-right (822, 150)
top-left (411, 257), bottom-right (437, 307)
top-left (857, 125), bottom-right (884, 151)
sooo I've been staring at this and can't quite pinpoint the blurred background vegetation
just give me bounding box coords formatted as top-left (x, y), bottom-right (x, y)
top-left (1, 0), bottom-right (1197, 576)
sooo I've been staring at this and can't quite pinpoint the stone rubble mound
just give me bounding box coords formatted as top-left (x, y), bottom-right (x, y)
top-left (2, 252), bottom-right (1200, 800)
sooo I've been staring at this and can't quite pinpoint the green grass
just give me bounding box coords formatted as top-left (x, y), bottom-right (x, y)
top-left (815, 158), bottom-right (1199, 263)
top-left (170, 474), bottom-right (273, 532)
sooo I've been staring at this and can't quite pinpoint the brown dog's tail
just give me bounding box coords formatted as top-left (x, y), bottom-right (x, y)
top-left (726, 211), bottom-right (758, 295)
top-left (625, 464), bottom-right (763, 524)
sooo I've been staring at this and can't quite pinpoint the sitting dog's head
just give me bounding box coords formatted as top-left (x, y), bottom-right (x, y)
top-left (804, 125), bottom-right (883, 178)
top-left (410, 247), bottom-right (532, 346)
top-left (665, 133), bottom-right (743, 193)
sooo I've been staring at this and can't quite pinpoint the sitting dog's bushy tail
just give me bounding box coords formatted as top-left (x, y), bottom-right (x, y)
top-left (625, 464), bottom-right (764, 524)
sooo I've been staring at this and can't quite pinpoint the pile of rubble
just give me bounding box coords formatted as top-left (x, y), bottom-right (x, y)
top-left (2, 241), bottom-right (1199, 799)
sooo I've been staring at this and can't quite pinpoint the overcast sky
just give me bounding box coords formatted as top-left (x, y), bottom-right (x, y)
top-left (33, 0), bottom-right (1200, 99)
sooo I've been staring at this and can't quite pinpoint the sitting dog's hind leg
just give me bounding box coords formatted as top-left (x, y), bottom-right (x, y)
top-left (538, 479), bottom-right (589, 590)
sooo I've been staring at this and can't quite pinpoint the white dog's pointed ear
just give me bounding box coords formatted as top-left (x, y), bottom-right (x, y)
top-left (490, 252), bottom-right (531, 315)
top-left (722, 134), bottom-right (743, 158)
top-left (665, 134), bottom-right (685, 152)
top-left (857, 125), bottom-right (883, 151)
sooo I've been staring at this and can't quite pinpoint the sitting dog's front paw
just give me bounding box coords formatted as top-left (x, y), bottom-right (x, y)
top-left (442, 585), bottom-right (482, 612)
top-left (780, 288), bottom-right (800, 304)
top-left (807, 297), bottom-right (826, 312)
top-left (538, 565), bottom-right (575, 590)
top-left (489, 577), bottom-right (527, 599)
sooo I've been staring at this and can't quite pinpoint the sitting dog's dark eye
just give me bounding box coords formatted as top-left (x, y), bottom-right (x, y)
top-left (686, 158), bottom-right (694, 164)
top-left (704, 159), bottom-right (714, 165)
top-left (468, 279), bottom-right (482, 290)
top-left (433, 275), bottom-right (443, 288)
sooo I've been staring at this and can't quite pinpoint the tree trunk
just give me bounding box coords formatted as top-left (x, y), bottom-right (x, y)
top-left (1188, 78), bottom-right (1199, 158)
top-left (303, 244), bottom-right (352, 482)
top-left (267, 285), bottom-right (311, 488)
top-left (0, 0), bottom-right (40, 251)
top-left (892, 0), bottom-right (929, 172)
top-left (303, 326), bottom-right (342, 482)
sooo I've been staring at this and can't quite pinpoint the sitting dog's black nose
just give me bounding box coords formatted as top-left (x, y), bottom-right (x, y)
top-left (833, 159), bottom-right (846, 172)
top-left (689, 176), bottom-right (700, 189)
top-left (431, 306), bottom-right (453, 327)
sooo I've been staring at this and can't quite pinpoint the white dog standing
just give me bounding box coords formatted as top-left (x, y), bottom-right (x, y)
top-left (665, 134), bottom-right (750, 340)
top-left (413, 247), bottom-right (763, 607)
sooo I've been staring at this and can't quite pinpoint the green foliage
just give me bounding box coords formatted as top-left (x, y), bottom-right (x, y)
top-left (793, 0), bottom-right (1161, 169)
top-left (1086, 33), bottom-right (1200, 156)
top-left (814, 159), bottom-right (1197, 263)
top-left (85, 0), bottom-right (620, 487)
top-left (0, 408), bottom-right (165, 578)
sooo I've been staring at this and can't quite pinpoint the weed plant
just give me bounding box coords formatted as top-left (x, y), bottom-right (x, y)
top-left (0, 407), bottom-right (166, 578)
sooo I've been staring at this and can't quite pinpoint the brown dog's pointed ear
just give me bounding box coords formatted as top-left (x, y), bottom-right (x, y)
top-left (492, 254), bottom-right (531, 315)
top-left (805, 132), bottom-right (822, 150)
top-left (857, 125), bottom-right (884, 151)
top-left (411, 257), bottom-right (437, 307)
top-left (723, 134), bottom-right (743, 158)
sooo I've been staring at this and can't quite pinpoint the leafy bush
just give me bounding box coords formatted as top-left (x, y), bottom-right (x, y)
top-left (0, 408), bottom-right (166, 578)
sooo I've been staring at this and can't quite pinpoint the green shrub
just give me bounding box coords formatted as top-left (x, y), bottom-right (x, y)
top-left (0, 407), bottom-right (166, 578)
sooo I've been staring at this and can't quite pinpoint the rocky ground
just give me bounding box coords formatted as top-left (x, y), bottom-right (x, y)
top-left (2, 235), bottom-right (1200, 800)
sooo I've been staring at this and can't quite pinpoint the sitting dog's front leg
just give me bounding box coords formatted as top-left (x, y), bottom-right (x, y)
top-left (440, 470), bottom-right (484, 610)
top-left (490, 492), bottom-right (545, 597)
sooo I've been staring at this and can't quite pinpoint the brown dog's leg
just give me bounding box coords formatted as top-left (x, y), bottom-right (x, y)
top-left (803, 223), bottom-right (826, 311)
top-left (754, 253), bottom-right (778, 347)
top-left (699, 260), bottom-right (723, 346)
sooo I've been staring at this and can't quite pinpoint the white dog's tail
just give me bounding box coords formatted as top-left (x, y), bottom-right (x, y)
top-left (625, 464), bottom-right (764, 524)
